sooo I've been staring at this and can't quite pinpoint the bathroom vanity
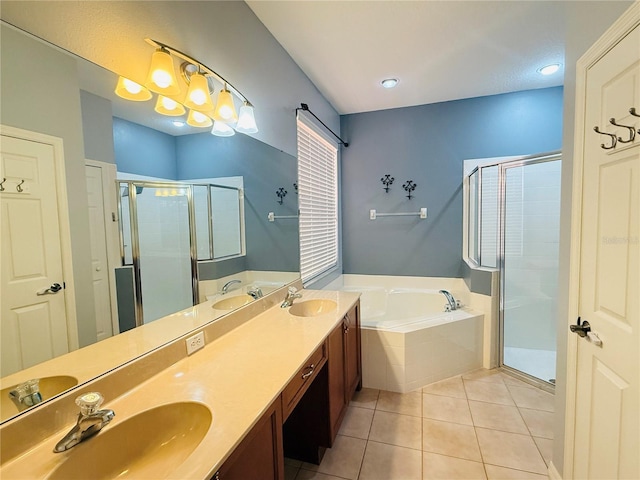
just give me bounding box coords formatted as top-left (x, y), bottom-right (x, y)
top-left (0, 288), bottom-right (361, 480)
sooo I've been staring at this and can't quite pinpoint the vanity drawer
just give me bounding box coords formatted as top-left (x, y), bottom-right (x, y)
top-left (282, 343), bottom-right (327, 420)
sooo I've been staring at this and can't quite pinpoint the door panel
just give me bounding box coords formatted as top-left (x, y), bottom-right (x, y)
top-left (1, 136), bottom-right (69, 376)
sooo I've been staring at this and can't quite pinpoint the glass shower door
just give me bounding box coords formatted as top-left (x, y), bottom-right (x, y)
top-left (501, 159), bottom-right (561, 383)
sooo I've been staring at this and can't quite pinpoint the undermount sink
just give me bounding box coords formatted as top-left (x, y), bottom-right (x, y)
top-left (48, 402), bottom-right (212, 480)
top-left (212, 294), bottom-right (253, 310)
top-left (288, 299), bottom-right (337, 317)
top-left (1, 375), bottom-right (78, 421)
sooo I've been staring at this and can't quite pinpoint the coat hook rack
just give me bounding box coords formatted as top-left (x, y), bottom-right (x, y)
top-left (0, 178), bottom-right (5, 192)
top-left (402, 180), bottom-right (417, 199)
top-left (609, 117), bottom-right (636, 143)
top-left (593, 126), bottom-right (617, 150)
top-left (268, 212), bottom-right (299, 222)
top-left (293, 182), bottom-right (298, 194)
top-left (16, 180), bottom-right (25, 193)
top-left (276, 187), bottom-right (287, 204)
top-left (381, 175), bottom-right (394, 193)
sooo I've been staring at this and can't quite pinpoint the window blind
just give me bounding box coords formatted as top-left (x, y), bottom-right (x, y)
top-left (297, 120), bottom-right (338, 284)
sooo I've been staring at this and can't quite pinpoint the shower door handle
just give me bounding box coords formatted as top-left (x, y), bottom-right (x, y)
top-left (569, 317), bottom-right (591, 337)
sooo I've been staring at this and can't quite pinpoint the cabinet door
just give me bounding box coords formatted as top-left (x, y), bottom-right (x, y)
top-left (344, 302), bottom-right (362, 399)
top-left (327, 321), bottom-right (347, 442)
top-left (216, 400), bottom-right (284, 480)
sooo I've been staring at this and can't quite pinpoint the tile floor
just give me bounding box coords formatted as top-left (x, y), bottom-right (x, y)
top-left (285, 369), bottom-right (554, 480)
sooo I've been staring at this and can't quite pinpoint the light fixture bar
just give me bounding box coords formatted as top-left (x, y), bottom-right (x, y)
top-left (145, 38), bottom-right (251, 106)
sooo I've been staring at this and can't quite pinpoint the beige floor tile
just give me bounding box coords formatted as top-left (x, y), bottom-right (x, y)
top-left (351, 388), bottom-right (379, 409)
top-left (377, 390), bottom-right (423, 417)
top-left (296, 469), bottom-right (349, 480)
top-left (462, 369), bottom-right (505, 384)
top-left (369, 410), bottom-right (422, 450)
top-left (532, 437), bottom-right (553, 467)
top-left (464, 380), bottom-right (515, 406)
top-left (484, 464), bottom-right (549, 479)
top-left (476, 428), bottom-right (547, 475)
top-left (301, 434), bottom-right (366, 480)
top-left (338, 406), bottom-right (375, 439)
top-left (423, 393), bottom-right (473, 425)
top-left (507, 386), bottom-right (554, 412)
top-left (285, 464), bottom-right (300, 480)
top-left (359, 440), bottom-right (422, 480)
top-left (422, 376), bottom-right (467, 399)
top-left (422, 418), bottom-right (482, 462)
top-left (468, 401), bottom-right (529, 434)
top-left (423, 452), bottom-right (487, 479)
top-left (519, 408), bottom-right (554, 439)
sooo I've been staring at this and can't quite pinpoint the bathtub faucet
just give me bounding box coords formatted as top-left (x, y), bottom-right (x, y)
top-left (439, 290), bottom-right (460, 312)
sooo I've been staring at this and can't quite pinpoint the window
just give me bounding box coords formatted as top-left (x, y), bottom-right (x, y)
top-left (297, 119), bottom-right (339, 284)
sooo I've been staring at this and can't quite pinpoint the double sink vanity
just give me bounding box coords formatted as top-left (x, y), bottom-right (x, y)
top-left (0, 284), bottom-right (361, 479)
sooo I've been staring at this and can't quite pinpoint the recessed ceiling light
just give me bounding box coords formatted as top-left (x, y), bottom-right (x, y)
top-left (381, 78), bottom-right (399, 89)
top-left (172, 121), bottom-right (185, 127)
top-left (538, 64), bottom-right (561, 76)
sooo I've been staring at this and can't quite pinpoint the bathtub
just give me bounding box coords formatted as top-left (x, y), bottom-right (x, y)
top-left (324, 275), bottom-right (484, 393)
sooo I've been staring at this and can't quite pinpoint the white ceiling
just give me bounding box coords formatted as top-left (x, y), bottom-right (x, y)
top-left (246, 1), bottom-right (572, 115)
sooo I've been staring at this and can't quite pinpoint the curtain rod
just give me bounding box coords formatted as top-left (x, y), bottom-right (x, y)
top-left (296, 103), bottom-right (349, 147)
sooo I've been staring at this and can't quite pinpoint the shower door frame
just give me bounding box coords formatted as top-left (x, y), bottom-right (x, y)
top-left (497, 152), bottom-right (561, 390)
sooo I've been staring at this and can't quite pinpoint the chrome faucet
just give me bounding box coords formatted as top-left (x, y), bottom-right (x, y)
top-left (54, 392), bottom-right (115, 453)
top-left (247, 287), bottom-right (263, 299)
top-left (221, 279), bottom-right (241, 295)
top-left (9, 379), bottom-right (43, 411)
top-left (439, 290), bottom-right (460, 312)
top-left (281, 286), bottom-right (302, 308)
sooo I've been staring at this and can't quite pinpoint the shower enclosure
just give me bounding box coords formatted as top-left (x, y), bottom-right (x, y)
top-left (467, 153), bottom-right (561, 384)
top-left (118, 180), bottom-right (244, 325)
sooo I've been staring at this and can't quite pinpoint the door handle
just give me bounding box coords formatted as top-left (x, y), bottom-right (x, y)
top-left (36, 283), bottom-right (62, 296)
top-left (570, 317), bottom-right (591, 337)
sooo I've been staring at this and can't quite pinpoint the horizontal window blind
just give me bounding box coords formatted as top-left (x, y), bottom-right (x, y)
top-left (297, 120), bottom-right (338, 284)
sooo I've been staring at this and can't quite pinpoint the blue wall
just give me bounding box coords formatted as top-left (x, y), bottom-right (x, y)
top-left (113, 117), bottom-right (178, 179)
top-left (340, 86), bottom-right (563, 277)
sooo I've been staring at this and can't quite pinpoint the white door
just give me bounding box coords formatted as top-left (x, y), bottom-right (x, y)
top-left (85, 163), bottom-right (115, 341)
top-left (570, 16), bottom-right (639, 480)
top-left (1, 136), bottom-right (69, 376)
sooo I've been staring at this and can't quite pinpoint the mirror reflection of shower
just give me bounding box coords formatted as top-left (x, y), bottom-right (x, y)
top-left (117, 179), bottom-right (244, 326)
top-left (466, 153), bottom-right (561, 385)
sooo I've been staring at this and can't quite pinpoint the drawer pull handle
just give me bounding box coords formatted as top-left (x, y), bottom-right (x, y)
top-left (301, 364), bottom-right (315, 379)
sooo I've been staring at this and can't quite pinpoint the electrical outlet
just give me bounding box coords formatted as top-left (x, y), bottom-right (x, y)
top-left (186, 331), bottom-right (205, 355)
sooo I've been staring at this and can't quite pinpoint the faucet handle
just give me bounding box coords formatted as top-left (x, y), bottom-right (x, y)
top-left (288, 286), bottom-right (298, 295)
top-left (76, 392), bottom-right (104, 415)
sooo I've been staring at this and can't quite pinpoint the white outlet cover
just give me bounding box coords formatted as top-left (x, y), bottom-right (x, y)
top-left (186, 331), bottom-right (205, 355)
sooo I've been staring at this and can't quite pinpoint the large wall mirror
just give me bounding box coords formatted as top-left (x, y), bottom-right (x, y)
top-left (0, 21), bottom-right (300, 422)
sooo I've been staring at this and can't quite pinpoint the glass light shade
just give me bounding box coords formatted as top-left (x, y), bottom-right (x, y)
top-left (144, 49), bottom-right (180, 96)
top-left (212, 88), bottom-right (238, 122)
top-left (187, 109), bottom-right (213, 128)
top-left (183, 72), bottom-right (215, 111)
top-left (235, 102), bottom-right (258, 134)
top-left (155, 96), bottom-right (186, 116)
top-left (115, 76), bottom-right (152, 101)
top-left (211, 120), bottom-right (236, 137)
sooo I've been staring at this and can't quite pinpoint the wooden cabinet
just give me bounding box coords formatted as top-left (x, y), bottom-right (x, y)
top-left (214, 400), bottom-right (284, 480)
top-left (327, 300), bottom-right (362, 443)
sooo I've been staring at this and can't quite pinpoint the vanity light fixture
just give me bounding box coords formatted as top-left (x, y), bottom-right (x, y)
top-left (211, 120), bottom-right (235, 137)
top-left (155, 96), bottom-right (186, 116)
top-left (116, 39), bottom-right (258, 133)
top-left (538, 63), bottom-right (561, 75)
top-left (115, 76), bottom-right (152, 101)
top-left (187, 109), bottom-right (213, 128)
top-left (381, 78), bottom-right (399, 89)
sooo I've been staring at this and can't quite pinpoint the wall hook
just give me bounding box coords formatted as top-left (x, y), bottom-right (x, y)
top-left (276, 187), bottom-right (287, 205)
top-left (402, 180), bottom-right (417, 199)
top-left (609, 117), bottom-right (636, 143)
top-left (0, 178), bottom-right (5, 192)
top-left (630, 107), bottom-right (640, 118)
top-left (593, 126), bottom-right (617, 150)
top-left (293, 182), bottom-right (298, 194)
top-left (381, 175), bottom-right (394, 193)
top-left (16, 180), bottom-right (25, 193)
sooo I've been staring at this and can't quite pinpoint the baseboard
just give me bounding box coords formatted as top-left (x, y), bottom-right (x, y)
top-left (548, 461), bottom-right (562, 480)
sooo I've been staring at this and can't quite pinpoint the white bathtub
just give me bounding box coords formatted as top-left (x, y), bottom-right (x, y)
top-left (325, 275), bottom-right (484, 393)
